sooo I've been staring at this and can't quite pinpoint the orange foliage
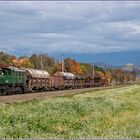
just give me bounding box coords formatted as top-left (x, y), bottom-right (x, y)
top-left (68, 60), bottom-right (83, 75)
top-left (12, 57), bottom-right (32, 68)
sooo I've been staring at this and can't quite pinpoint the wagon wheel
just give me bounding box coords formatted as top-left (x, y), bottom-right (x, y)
top-left (16, 87), bottom-right (23, 94)
top-left (0, 90), bottom-right (3, 96)
top-left (5, 88), bottom-right (12, 95)
top-left (2, 90), bottom-right (7, 95)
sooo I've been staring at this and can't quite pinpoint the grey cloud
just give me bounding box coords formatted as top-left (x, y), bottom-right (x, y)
top-left (0, 1), bottom-right (140, 56)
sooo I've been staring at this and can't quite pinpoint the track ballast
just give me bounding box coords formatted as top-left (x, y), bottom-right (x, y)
top-left (0, 84), bottom-right (133, 104)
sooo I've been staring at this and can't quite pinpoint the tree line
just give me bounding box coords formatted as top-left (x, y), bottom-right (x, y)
top-left (0, 51), bottom-right (136, 84)
top-left (0, 52), bottom-right (93, 75)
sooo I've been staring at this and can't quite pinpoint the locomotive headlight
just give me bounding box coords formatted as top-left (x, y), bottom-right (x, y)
top-left (5, 80), bottom-right (8, 83)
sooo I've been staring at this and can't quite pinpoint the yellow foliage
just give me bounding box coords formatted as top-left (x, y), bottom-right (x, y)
top-left (12, 57), bottom-right (33, 68)
top-left (96, 71), bottom-right (105, 79)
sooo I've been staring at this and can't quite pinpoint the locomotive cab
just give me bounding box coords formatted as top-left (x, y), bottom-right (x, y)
top-left (0, 66), bottom-right (26, 95)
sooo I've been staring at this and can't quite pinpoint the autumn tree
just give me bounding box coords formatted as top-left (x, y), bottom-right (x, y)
top-left (95, 71), bottom-right (106, 79)
top-left (12, 56), bottom-right (33, 68)
top-left (29, 54), bottom-right (37, 68)
top-left (51, 63), bottom-right (62, 75)
top-left (105, 71), bottom-right (113, 85)
top-left (112, 69), bottom-right (127, 83)
top-left (0, 52), bottom-right (14, 65)
top-left (29, 54), bottom-right (55, 73)
top-left (80, 63), bottom-right (93, 76)
top-left (64, 58), bottom-right (83, 74)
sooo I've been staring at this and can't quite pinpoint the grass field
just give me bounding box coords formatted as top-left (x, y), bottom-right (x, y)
top-left (0, 85), bottom-right (139, 138)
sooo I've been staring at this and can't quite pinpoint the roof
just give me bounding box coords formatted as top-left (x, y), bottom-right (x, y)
top-left (0, 65), bottom-right (25, 72)
top-left (55, 72), bottom-right (75, 79)
top-left (75, 75), bottom-right (93, 80)
top-left (9, 66), bottom-right (25, 72)
top-left (75, 75), bottom-right (84, 80)
top-left (23, 68), bottom-right (50, 78)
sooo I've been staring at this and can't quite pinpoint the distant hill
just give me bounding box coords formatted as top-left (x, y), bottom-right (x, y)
top-left (121, 64), bottom-right (140, 77)
top-left (93, 62), bottom-right (140, 77)
top-left (122, 63), bottom-right (134, 72)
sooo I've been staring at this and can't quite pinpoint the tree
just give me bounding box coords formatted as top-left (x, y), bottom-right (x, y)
top-left (64, 58), bottom-right (83, 74)
top-left (12, 57), bottom-right (33, 68)
top-left (51, 63), bottom-right (62, 75)
top-left (0, 52), bottom-right (14, 65)
top-left (30, 54), bottom-right (55, 73)
top-left (80, 63), bottom-right (93, 76)
top-left (112, 69), bottom-right (126, 83)
top-left (105, 71), bottom-right (113, 85)
top-left (29, 54), bottom-right (37, 68)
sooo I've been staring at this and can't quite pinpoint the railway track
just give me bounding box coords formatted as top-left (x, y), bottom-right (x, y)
top-left (0, 84), bottom-right (134, 104)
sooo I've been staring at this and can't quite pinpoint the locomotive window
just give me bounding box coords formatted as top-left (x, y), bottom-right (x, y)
top-left (0, 69), bottom-right (3, 75)
top-left (2, 69), bottom-right (11, 75)
top-left (16, 71), bottom-right (18, 76)
top-left (22, 72), bottom-right (25, 77)
top-left (19, 72), bottom-right (21, 76)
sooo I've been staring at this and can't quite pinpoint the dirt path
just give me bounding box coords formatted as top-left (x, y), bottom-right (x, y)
top-left (0, 85), bottom-right (132, 104)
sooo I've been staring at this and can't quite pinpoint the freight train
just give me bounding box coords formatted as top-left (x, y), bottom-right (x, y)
top-left (0, 65), bottom-right (135, 95)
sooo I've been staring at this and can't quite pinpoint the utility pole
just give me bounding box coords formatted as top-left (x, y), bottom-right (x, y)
top-left (61, 53), bottom-right (64, 72)
top-left (40, 56), bottom-right (43, 70)
top-left (92, 64), bottom-right (94, 78)
top-left (124, 71), bottom-right (126, 84)
top-left (117, 72), bottom-right (120, 84)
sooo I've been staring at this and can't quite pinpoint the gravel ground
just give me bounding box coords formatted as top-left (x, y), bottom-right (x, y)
top-left (0, 85), bottom-right (130, 104)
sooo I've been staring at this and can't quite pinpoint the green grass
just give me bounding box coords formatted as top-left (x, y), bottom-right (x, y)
top-left (0, 85), bottom-right (140, 138)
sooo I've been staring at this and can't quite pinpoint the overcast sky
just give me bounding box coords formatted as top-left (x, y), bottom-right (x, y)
top-left (0, 1), bottom-right (140, 65)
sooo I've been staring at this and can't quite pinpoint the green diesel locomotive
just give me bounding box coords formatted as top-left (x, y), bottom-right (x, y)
top-left (0, 65), bottom-right (26, 95)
